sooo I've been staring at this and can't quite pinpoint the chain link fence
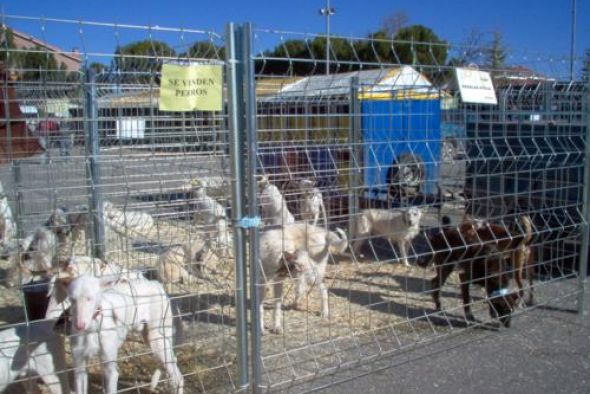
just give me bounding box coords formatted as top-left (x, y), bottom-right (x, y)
top-left (0, 15), bottom-right (587, 394)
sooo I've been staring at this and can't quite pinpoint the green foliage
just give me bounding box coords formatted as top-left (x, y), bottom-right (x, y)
top-left (114, 40), bottom-right (176, 75)
top-left (0, 26), bottom-right (16, 64)
top-left (89, 62), bottom-right (106, 75)
top-left (1, 26), bottom-right (78, 82)
top-left (486, 31), bottom-right (508, 69)
top-left (181, 40), bottom-right (224, 60)
top-left (258, 24), bottom-right (448, 77)
top-left (393, 25), bottom-right (448, 67)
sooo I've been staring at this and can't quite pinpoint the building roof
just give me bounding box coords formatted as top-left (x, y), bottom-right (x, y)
top-left (265, 66), bottom-right (437, 101)
top-left (97, 76), bottom-right (299, 109)
top-left (493, 66), bottom-right (555, 86)
top-left (6, 25), bottom-right (82, 72)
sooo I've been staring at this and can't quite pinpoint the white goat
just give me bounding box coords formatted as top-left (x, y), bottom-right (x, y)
top-left (65, 204), bottom-right (90, 249)
top-left (297, 179), bottom-right (327, 227)
top-left (0, 320), bottom-right (70, 394)
top-left (44, 256), bottom-right (127, 320)
top-left (102, 201), bottom-right (154, 236)
top-left (258, 223), bottom-right (347, 334)
top-left (68, 275), bottom-right (184, 394)
top-left (4, 207), bottom-right (74, 287)
top-left (157, 238), bottom-right (212, 291)
top-left (187, 181), bottom-right (230, 252)
top-left (259, 177), bottom-right (295, 227)
top-left (0, 182), bottom-right (16, 253)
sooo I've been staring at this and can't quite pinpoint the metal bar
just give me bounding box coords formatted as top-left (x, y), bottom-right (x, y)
top-left (242, 22), bottom-right (263, 393)
top-left (225, 22), bottom-right (250, 392)
top-left (83, 66), bottom-right (105, 260)
top-left (348, 76), bottom-right (360, 237)
top-left (578, 80), bottom-right (590, 314)
top-left (1, 13), bottom-right (221, 36)
top-left (570, 0), bottom-right (577, 81)
top-left (1, 73), bottom-right (23, 240)
top-left (326, 0), bottom-right (331, 75)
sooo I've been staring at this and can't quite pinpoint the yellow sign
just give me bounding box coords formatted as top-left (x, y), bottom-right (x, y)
top-left (159, 64), bottom-right (223, 112)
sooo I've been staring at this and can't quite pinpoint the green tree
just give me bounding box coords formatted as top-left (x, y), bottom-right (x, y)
top-left (393, 25), bottom-right (448, 67)
top-left (257, 24), bottom-right (447, 77)
top-left (1, 26), bottom-right (78, 82)
top-left (0, 26), bottom-right (16, 66)
top-left (19, 46), bottom-right (60, 80)
top-left (181, 40), bottom-right (224, 60)
top-left (89, 62), bottom-right (106, 75)
top-left (114, 40), bottom-right (176, 77)
top-left (258, 38), bottom-right (314, 75)
top-left (485, 31), bottom-right (508, 69)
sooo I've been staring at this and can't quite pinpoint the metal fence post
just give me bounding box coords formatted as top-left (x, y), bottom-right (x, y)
top-left (242, 22), bottom-right (263, 393)
top-left (1, 74), bottom-right (24, 240)
top-left (578, 83), bottom-right (590, 315)
top-left (225, 22), bottom-right (250, 392)
top-left (83, 67), bottom-right (105, 260)
top-left (348, 77), bottom-right (361, 237)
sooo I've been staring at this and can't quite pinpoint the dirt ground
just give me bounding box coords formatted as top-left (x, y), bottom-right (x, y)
top-left (0, 205), bottom-right (498, 394)
top-left (0, 147), bottom-right (501, 393)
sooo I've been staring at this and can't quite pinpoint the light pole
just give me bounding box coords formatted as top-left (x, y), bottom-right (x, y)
top-left (570, 0), bottom-right (577, 81)
top-left (319, 0), bottom-right (335, 75)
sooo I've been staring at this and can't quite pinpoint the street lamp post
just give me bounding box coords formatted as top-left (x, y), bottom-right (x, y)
top-left (570, 0), bottom-right (577, 81)
top-left (319, 0), bottom-right (335, 75)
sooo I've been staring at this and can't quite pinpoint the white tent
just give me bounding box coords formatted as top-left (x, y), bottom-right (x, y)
top-left (268, 65), bottom-right (437, 100)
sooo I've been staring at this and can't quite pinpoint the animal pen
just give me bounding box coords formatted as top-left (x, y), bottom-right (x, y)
top-left (0, 15), bottom-right (588, 394)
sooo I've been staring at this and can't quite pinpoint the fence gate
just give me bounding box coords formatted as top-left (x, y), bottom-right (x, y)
top-left (0, 15), bottom-right (588, 394)
top-left (247, 25), bottom-right (589, 393)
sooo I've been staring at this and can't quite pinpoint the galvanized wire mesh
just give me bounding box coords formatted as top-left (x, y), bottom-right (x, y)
top-left (0, 15), bottom-right (239, 394)
top-left (0, 14), bottom-right (587, 394)
top-left (251, 29), bottom-right (589, 392)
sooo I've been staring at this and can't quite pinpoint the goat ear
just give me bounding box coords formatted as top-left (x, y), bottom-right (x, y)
top-left (54, 273), bottom-right (74, 286)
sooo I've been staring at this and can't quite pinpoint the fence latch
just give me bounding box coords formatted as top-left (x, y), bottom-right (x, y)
top-left (237, 216), bottom-right (262, 229)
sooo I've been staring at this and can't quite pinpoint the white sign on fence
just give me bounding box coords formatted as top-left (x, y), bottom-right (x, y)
top-left (455, 67), bottom-right (497, 105)
top-left (116, 118), bottom-right (145, 139)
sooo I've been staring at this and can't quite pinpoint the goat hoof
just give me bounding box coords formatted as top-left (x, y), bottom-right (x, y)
top-left (271, 326), bottom-right (283, 335)
top-left (465, 314), bottom-right (476, 323)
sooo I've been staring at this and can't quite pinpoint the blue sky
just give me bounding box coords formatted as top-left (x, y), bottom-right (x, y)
top-left (3, 0), bottom-right (589, 76)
